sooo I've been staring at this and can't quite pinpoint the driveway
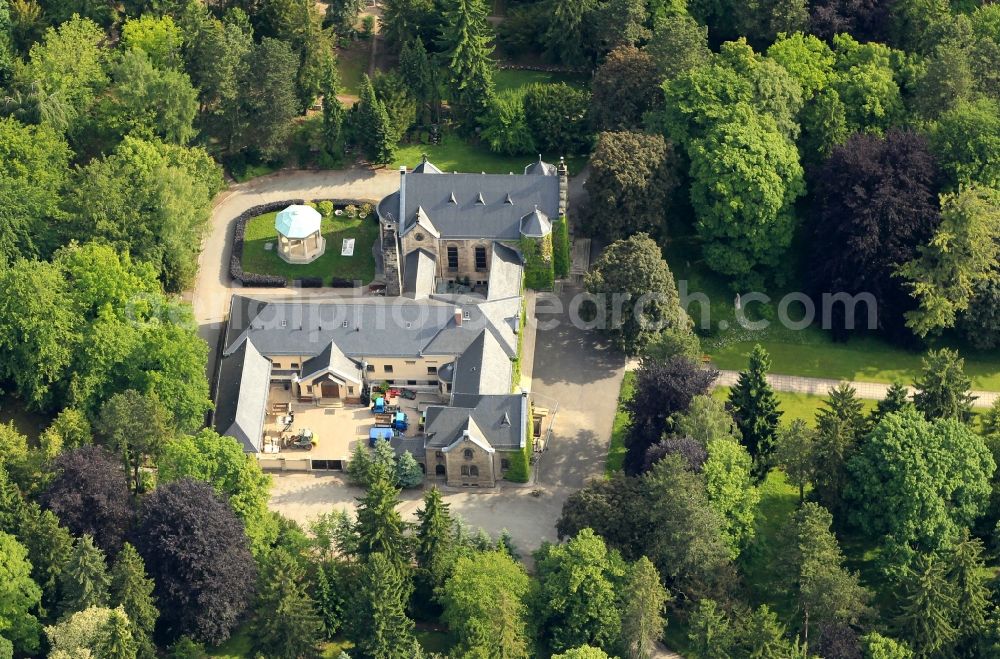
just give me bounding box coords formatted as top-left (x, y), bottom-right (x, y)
top-left (531, 284), bottom-right (625, 488)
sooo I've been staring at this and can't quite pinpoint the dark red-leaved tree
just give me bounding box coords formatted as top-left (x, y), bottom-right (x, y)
top-left (41, 446), bottom-right (133, 556)
top-left (132, 478), bottom-right (256, 645)
top-left (809, 0), bottom-right (894, 43)
top-left (624, 356), bottom-right (718, 475)
top-left (809, 130), bottom-right (941, 343)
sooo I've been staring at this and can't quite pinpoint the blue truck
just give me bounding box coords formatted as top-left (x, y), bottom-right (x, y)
top-left (368, 426), bottom-right (399, 447)
top-left (375, 411), bottom-right (408, 432)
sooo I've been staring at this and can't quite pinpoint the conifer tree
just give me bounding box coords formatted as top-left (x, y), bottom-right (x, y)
top-left (687, 598), bottom-right (734, 658)
top-left (18, 502), bottom-right (73, 617)
top-left (438, 0), bottom-right (495, 127)
top-left (312, 560), bottom-right (344, 640)
top-left (947, 532), bottom-right (990, 645)
top-left (356, 74), bottom-right (397, 164)
top-left (893, 553), bottom-right (958, 656)
top-left (354, 457), bottom-right (409, 565)
top-left (251, 549), bottom-right (323, 659)
top-left (395, 451), bottom-right (424, 489)
top-left (399, 38), bottom-right (439, 124)
top-left (737, 605), bottom-right (798, 658)
top-left (109, 543), bottom-right (158, 659)
top-left (59, 535), bottom-right (110, 618)
top-left (812, 383), bottom-right (866, 519)
top-left (912, 348), bottom-right (976, 422)
top-left (621, 556), bottom-right (669, 659)
top-left (414, 487), bottom-right (455, 603)
top-left (320, 60), bottom-right (344, 155)
top-left (96, 608), bottom-right (138, 659)
top-left (870, 382), bottom-right (912, 426)
top-left (349, 552), bottom-right (418, 659)
top-left (728, 345), bottom-right (782, 479)
top-left (544, 0), bottom-right (593, 66)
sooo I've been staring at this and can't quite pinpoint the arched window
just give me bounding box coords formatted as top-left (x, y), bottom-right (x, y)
top-left (461, 466), bottom-right (469, 476)
top-left (463, 449), bottom-right (473, 460)
top-left (470, 465), bottom-right (479, 477)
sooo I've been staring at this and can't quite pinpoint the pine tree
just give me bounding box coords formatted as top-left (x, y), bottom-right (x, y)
top-left (414, 487), bottom-right (455, 603)
top-left (437, 0), bottom-right (495, 128)
top-left (398, 38), bottom-right (439, 124)
top-left (738, 605), bottom-right (798, 658)
top-left (312, 560), bottom-right (344, 640)
top-left (395, 451), bottom-right (424, 489)
top-left (913, 348), bottom-right (976, 421)
top-left (18, 502), bottom-right (73, 617)
top-left (109, 543), bottom-right (158, 659)
top-left (346, 442), bottom-right (372, 486)
top-left (251, 549), bottom-right (323, 659)
top-left (349, 552), bottom-right (418, 659)
top-left (687, 598), bottom-right (734, 658)
top-left (96, 607), bottom-right (138, 659)
top-left (870, 381), bottom-right (912, 426)
top-left (621, 556), bottom-right (669, 659)
top-left (728, 345), bottom-right (782, 480)
top-left (893, 553), bottom-right (959, 656)
top-left (811, 384), bottom-right (866, 520)
top-left (356, 74), bottom-right (397, 164)
top-left (354, 458), bottom-right (409, 565)
top-left (947, 531), bottom-right (990, 644)
top-left (320, 60), bottom-right (344, 154)
top-left (59, 535), bottom-right (110, 617)
top-left (543, 0), bottom-right (593, 66)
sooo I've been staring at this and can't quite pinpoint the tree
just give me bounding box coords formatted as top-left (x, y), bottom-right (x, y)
top-left (252, 549), bottom-right (322, 659)
top-left (785, 503), bottom-right (870, 646)
top-left (587, 0), bottom-right (650, 58)
top-left (869, 382), bottom-right (912, 426)
top-left (862, 632), bottom-right (914, 659)
top-left (809, 130), bottom-right (941, 342)
top-left (891, 553), bottom-right (958, 657)
top-left (121, 13), bottom-right (182, 69)
top-left (441, 551), bottom-right (532, 658)
top-left (395, 451), bottom-right (424, 489)
top-left (591, 47), bottom-right (663, 131)
top-left (355, 74), bottom-right (397, 164)
top-left (373, 71), bottom-right (417, 143)
top-left (553, 647), bottom-right (611, 659)
top-left (398, 37), bottom-right (440, 125)
top-left (348, 552), bottom-right (418, 659)
top-left (737, 604), bottom-right (799, 658)
top-left (624, 355), bottom-right (717, 474)
top-left (931, 98), bottom-right (1000, 190)
top-left (703, 438), bottom-right (760, 557)
top-left (847, 409), bottom-right (994, 561)
top-left (523, 83), bottom-right (591, 156)
top-left (811, 383), bottom-right (866, 517)
top-left (675, 395), bottom-right (740, 447)
top-left (132, 479), bottom-right (256, 645)
top-left (912, 348), bottom-right (976, 421)
top-left (438, 0), bottom-right (495, 127)
top-left (311, 560), bottom-right (345, 641)
top-left (728, 345), bottom-right (781, 479)
top-left (947, 531), bottom-right (990, 646)
top-left (0, 422), bottom-right (32, 491)
top-left (320, 60), bottom-right (344, 154)
top-left (41, 446), bottom-right (133, 555)
top-left (45, 606), bottom-right (128, 657)
top-left (620, 556), bottom-right (669, 659)
top-left (16, 502), bottom-right (73, 616)
top-left (96, 606), bottom-right (138, 659)
top-left (0, 531), bottom-right (41, 655)
top-left (59, 535), bottom-right (110, 618)
top-left (687, 598), bottom-right (734, 659)
top-left (830, 35), bottom-right (904, 134)
top-left (585, 233), bottom-right (686, 356)
top-left (414, 487), bottom-right (455, 604)
top-left (41, 408), bottom-right (93, 454)
top-left (543, 0), bottom-right (593, 66)
top-left (774, 420), bottom-right (816, 503)
top-left (809, 0), bottom-right (892, 42)
top-left (533, 529), bottom-right (625, 654)
top-left (645, 11), bottom-right (710, 80)
top-left (586, 132), bottom-right (678, 240)
top-left (899, 187), bottom-right (1000, 337)
top-left (0, 117), bottom-right (71, 264)
top-left (0, 260), bottom-right (82, 410)
top-left (688, 105), bottom-right (804, 287)
top-left (354, 457), bottom-right (409, 565)
top-left (480, 90), bottom-right (535, 156)
top-left (644, 436), bottom-right (709, 473)
top-left (159, 429), bottom-right (277, 555)
top-left (325, 0), bottom-right (365, 33)
top-left (99, 390), bottom-right (173, 494)
top-left (239, 37), bottom-right (299, 158)
top-left (109, 543), bottom-right (157, 659)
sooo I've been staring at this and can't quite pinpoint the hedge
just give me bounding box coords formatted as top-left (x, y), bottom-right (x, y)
top-left (553, 216), bottom-right (570, 279)
top-left (521, 235), bottom-right (554, 290)
top-left (504, 403), bottom-right (535, 483)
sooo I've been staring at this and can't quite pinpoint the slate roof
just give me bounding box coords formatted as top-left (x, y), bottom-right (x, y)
top-left (452, 329), bottom-right (514, 395)
top-left (403, 248), bottom-right (437, 300)
top-left (300, 341), bottom-right (361, 383)
top-left (412, 155), bottom-right (442, 174)
top-left (382, 171), bottom-right (560, 240)
top-left (224, 295), bottom-right (517, 361)
top-left (519, 206), bottom-right (552, 238)
top-left (214, 339), bottom-right (271, 453)
top-left (487, 242), bottom-right (523, 300)
top-left (524, 155), bottom-right (557, 176)
top-left (424, 394), bottom-right (526, 450)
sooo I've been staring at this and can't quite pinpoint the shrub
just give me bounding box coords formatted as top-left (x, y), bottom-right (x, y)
top-left (295, 277), bottom-right (324, 288)
top-left (552, 216), bottom-right (570, 278)
top-left (330, 278), bottom-right (356, 288)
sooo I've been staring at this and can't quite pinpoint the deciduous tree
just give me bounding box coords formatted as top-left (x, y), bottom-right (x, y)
top-left (0, 531), bottom-right (41, 655)
top-left (774, 419), bottom-right (816, 503)
top-left (99, 390), bottom-right (172, 494)
top-left (704, 437), bottom-right (759, 557)
top-left (931, 98), bottom-right (1000, 190)
top-left (523, 83), bottom-right (591, 156)
top-left (590, 46), bottom-right (663, 131)
top-left (645, 11), bottom-right (710, 80)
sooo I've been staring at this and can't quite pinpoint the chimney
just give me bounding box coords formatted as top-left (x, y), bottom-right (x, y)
top-left (557, 157), bottom-right (569, 218)
top-left (398, 166), bottom-right (407, 224)
top-left (454, 307), bottom-right (463, 327)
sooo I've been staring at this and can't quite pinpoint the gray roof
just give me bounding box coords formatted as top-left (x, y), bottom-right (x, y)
top-left (214, 339), bottom-right (271, 453)
top-left (382, 171), bottom-right (560, 240)
top-left (412, 155), bottom-right (442, 174)
top-left (488, 242), bottom-right (523, 301)
top-left (224, 295), bottom-right (517, 361)
top-left (424, 394), bottom-right (526, 450)
top-left (403, 248), bottom-right (437, 300)
top-left (519, 206), bottom-right (552, 238)
top-left (452, 329), bottom-right (513, 395)
top-left (301, 341), bottom-right (361, 383)
top-left (524, 155), bottom-right (557, 176)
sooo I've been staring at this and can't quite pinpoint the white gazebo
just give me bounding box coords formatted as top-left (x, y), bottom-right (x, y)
top-left (275, 205), bottom-right (326, 264)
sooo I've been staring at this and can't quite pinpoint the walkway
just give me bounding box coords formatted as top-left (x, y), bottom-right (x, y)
top-left (625, 360), bottom-right (1000, 407)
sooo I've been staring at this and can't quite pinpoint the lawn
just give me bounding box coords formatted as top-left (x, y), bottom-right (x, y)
top-left (241, 210), bottom-right (379, 286)
top-left (711, 387), bottom-right (877, 426)
top-left (336, 42), bottom-right (369, 97)
top-left (605, 371), bottom-right (635, 474)
top-left (493, 68), bottom-right (589, 94)
top-left (392, 133), bottom-right (585, 176)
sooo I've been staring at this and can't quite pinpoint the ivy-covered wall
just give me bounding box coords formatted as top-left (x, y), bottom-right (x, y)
top-left (504, 403), bottom-right (535, 483)
top-left (553, 216), bottom-right (570, 279)
top-left (521, 234), bottom-right (554, 290)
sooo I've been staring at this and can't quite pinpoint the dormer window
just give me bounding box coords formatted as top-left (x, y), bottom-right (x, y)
top-left (463, 449), bottom-right (473, 460)
top-left (475, 192), bottom-right (485, 204)
top-left (342, 320), bottom-right (348, 328)
top-left (448, 191), bottom-right (457, 204)
top-left (463, 311), bottom-right (471, 321)
top-left (504, 193), bottom-right (513, 204)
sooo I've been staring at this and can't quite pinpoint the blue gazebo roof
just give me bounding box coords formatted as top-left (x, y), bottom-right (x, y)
top-left (275, 205), bottom-right (322, 239)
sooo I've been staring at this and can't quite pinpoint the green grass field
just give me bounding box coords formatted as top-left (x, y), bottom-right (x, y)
top-left (241, 210), bottom-right (379, 286)
top-left (605, 371), bottom-right (635, 474)
top-left (493, 68), bottom-right (588, 93)
top-left (711, 387), bottom-right (878, 425)
top-left (336, 43), bottom-right (369, 96)
top-left (392, 134), bottom-right (584, 176)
